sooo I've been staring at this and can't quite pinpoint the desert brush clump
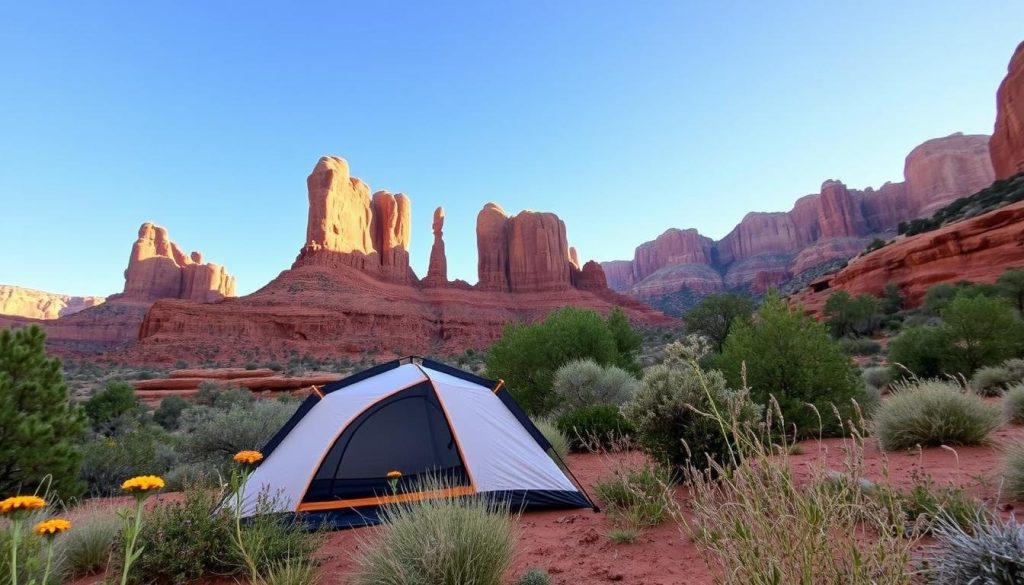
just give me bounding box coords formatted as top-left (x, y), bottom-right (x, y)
top-left (352, 483), bottom-right (516, 585)
top-left (621, 354), bottom-right (759, 475)
top-left (680, 362), bottom-right (914, 585)
top-left (872, 379), bottom-right (1000, 451)
top-left (1001, 442), bottom-right (1024, 501)
top-left (919, 513), bottom-right (1024, 584)
top-left (550, 358), bottom-right (640, 414)
top-left (971, 365), bottom-right (1017, 396)
top-left (555, 404), bottom-right (634, 452)
top-left (862, 366), bottom-right (892, 393)
top-left (514, 568), bottom-right (552, 585)
top-left (1004, 384), bottom-right (1024, 424)
top-left (55, 512), bottom-right (119, 579)
top-left (594, 463), bottom-right (676, 537)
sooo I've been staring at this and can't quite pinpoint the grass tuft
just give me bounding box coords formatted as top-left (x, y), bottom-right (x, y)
top-left (872, 380), bottom-right (1000, 451)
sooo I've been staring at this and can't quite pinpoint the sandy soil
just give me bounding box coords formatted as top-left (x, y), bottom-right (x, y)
top-left (70, 422), bottom-right (1024, 585)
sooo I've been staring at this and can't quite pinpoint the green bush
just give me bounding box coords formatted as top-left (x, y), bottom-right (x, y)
top-left (941, 295), bottom-right (1024, 375)
top-left (998, 267), bottom-right (1024, 312)
top-left (893, 472), bottom-right (988, 536)
top-left (130, 484), bottom-right (237, 583)
top-left (1003, 442), bottom-right (1024, 501)
top-left (84, 380), bottom-right (140, 433)
top-left (153, 395), bottom-right (190, 431)
top-left (79, 425), bottom-right (181, 497)
top-left (181, 400), bottom-right (297, 466)
top-left (889, 325), bottom-right (948, 379)
top-left (921, 513), bottom-right (1024, 585)
top-left (195, 382), bottom-right (254, 409)
top-left (872, 380), bottom-right (1000, 451)
top-left (353, 487), bottom-right (515, 585)
top-left (550, 358), bottom-right (640, 414)
top-left (837, 337), bottom-right (882, 356)
top-left (824, 291), bottom-right (883, 338)
top-left (594, 463), bottom-right (676, 529)
top-left (57, 512), bottom-right (120, 578)
top-left (556, 405), bottom-right (634, 452)
top-left (716, 294), bottom-right (865, 437)
top-left (621, 363), bottom-right (759, 473)
top-left (0, 325), bottom-right (87, 498)
top-left (486, 306), bottom-right (642, 415)
top-left (683, 293), bottom-right (755, 351)
top-left (971, 366), bottom-right (1017, 397)
top-left (515, 568), bottom-right (552, 585)
top-left (532, 418), bottom-right (569, 461)
top-left (1004, 384), bottom-right (1024, 424)
top-left (862, 366), bottom-right (891, 392)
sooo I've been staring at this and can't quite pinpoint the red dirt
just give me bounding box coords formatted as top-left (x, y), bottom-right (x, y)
top-left (68, 423), bottom-right (1024, 585)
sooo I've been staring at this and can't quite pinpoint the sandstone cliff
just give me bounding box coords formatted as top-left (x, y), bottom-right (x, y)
top-left (119, 222), bottom-right (235, 303)
top-left (113, 157), bottom-right (670, 363)
top-left (789, 201), bottom-right (1024, 314)
top-left (602, 133), bottom-right (995, 313)
top-left (991, 41), bottom-right (1024, 180)
top-left (0, 285), bottom-right (105, 320)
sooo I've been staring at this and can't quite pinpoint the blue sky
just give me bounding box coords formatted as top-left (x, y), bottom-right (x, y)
top-left (1, 2), bottom-right (1020, 296)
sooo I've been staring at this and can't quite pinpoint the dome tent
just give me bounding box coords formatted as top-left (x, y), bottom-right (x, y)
top-left (236, 356), bottom-right (595, 528)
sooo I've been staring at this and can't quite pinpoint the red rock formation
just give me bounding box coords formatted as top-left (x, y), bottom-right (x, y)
top-left (476, 203), bottom-right (511, 291)
top-left (423, 206), bottom-right (448, 287)
top-left (131, 368), bottom-right (342, 404)
top-left (301, 156), bottom-right (374, 257)
top-left (119, 222), bottom-right (235, 303)
top-left (789, 201), bottom-right (1024, 314)
top-left (904, 133), bottom-right (995, 217)
top-left (0, 285), bottom-right (105, 320)
top-left (602, 133), bottom-right (995, 309)
top-left (371, 191), bottom-right (413, 282)
top-left (991, 42), bottom-right (1024, 180)
top-left (575, 261), bottom-right (609, 291)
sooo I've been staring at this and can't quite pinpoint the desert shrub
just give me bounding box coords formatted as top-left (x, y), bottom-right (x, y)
top-left (838, 337), bottom-right (882, 356)
top-left (79, 425), bottom-right (180, 497)
top-left (84, 380), bottom-right (140, 433)
top-left (531, 418), bottom-right (569, 461)
top-left (1005, 384), bottom-right (1024, 424)
top-left (888, 325), bottom-right (948, 379)
top-left (556, 405), bottom-right (634, 451)
top-left (998, 267), bottom-right (1024, 312)
top-left (195, 382), bottom-right (254, 409)
top-left (236, 495), bottom-right (321, 578)
top-left (894, 471), bottom-right (988, 536)
top-left (621, 362), bottom-right (759, 474)
top-left (920, 513), bottom-right (1024, 585)
top-left (181, 400), bottom-right (297, 466)
top-left (716, 293), bottom-right (864, 437)
top-left (130, 483), bottom-right (237, 583)
top-left (862, 366), bottom-right (891, 392)
top-left (683, 293), bottom-right (755, 351)
top-left (57, 512), bottom-right (120, 578)
top-left (352, 487), bottom-right (515, 585)
top-left (515, 568), bottom-right (552, 585)
top-left (550, 358), bottom-right (640, 414)
top-left (1001, 442), bottom-right (1024, 501)
top-left (1004, 358), bottom-right (1024, 381)
top-left (0, 325), bottom-right (87, 498)
top-left (872, 380), bottom-right (1000, 451)
top-left (263, 560), bottom-right (319, 585)
top-left (923, 283), bottom-right (959, 315)
top-left (684, 397), bottom-right (912, 584)
top-left (825, 291), bottom-right (883, 338)
top-left (882, 282), bottom-right (904, 315)
top-left (153, 395), bottom-right (190, 431)
top-left (594, 463), bottom-right (676, 531)
top-left (941, 294), bottom-right (1024, 375)
top-left (971, 366), bottom-right (1017, 396)
top-left (486, 306), bottom-right (641, 415)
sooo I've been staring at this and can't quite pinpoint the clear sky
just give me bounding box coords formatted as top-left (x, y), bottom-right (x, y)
top-left (1, 2), bottom-right (1021, 296)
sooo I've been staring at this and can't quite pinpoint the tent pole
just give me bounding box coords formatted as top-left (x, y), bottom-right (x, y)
top-left (550, 448), bottom-right (600, 513)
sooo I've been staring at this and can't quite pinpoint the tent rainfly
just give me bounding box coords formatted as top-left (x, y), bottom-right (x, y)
top-left (236, 357), bottom-right (595, 528)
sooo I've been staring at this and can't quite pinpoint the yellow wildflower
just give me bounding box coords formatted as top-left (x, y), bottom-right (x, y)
top-left (233, 450), bottom-right (264, 465)
top-left (386, 470), bottom-right (402, 480)
top-left (34, 518), bottom-right (72, 536)
top-left (0, 495), bottom-right (46, 515)
top-left (121, 475), bottom-right (165, 493)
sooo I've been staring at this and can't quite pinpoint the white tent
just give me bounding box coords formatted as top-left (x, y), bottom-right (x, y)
top-left (237, 358), bottom-right (593, 527)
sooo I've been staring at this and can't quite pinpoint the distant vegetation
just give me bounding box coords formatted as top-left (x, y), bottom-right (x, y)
top-left (898, 171), bottom-right (1024, 237)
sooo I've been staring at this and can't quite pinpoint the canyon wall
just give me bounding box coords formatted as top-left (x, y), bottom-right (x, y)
top-left (601, 133), bottom-right (995, 313)
top-left (0, 286), bottom-right (105, 320)
top-left (119, 156), bottom-right (670, 364)
top-left (789, 201), bottom-right (1024, 314)
top-left (991, 41), bottom-right (1024, 180)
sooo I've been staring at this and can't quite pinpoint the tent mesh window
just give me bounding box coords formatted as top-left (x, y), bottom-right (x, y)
top-left (302, 381), bottom-right (470, 503)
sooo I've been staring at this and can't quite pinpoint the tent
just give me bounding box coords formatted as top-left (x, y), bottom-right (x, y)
top-left (237, 357), bottom-right (595, 528)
